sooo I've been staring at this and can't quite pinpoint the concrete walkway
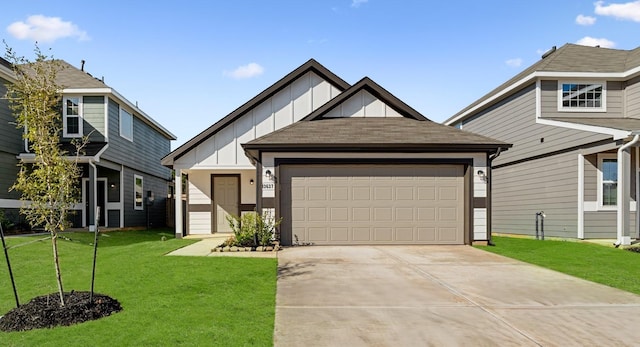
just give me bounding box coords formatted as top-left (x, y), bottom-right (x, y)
top-left (275, 245), bottom-right (640, 346)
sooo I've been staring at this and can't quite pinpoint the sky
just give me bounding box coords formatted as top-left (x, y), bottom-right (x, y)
top-left (2, 1), bottom-right (640, 149)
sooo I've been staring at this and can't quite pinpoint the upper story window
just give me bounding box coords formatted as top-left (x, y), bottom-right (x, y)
top-left (558, 82), bottom-right (606, 112)
top-left (63, 96), bottom-right (83, 137)
top-left (120, 107), bottom-right (133, 141)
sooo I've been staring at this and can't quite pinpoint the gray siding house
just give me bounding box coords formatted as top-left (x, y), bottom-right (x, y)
top-left (1, 58), bottom-right (175, 230)
top-left (444, 44), bottom-right (640, 245)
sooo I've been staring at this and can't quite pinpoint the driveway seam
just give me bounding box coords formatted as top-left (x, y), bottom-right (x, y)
top-left (374, 246), bottom-right (544, 347)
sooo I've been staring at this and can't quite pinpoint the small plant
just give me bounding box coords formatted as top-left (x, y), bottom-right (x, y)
top-left (0, 210), bottom-right (14, 230)
top-left (226, 212), bottom-right (282, 247)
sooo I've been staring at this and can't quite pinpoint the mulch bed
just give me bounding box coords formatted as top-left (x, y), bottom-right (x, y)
top-left (0, 291), bottom-right (122, 332)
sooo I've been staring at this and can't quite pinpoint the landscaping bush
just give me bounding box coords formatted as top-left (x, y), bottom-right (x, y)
top-left (225, 212), bottom-right (282, 247)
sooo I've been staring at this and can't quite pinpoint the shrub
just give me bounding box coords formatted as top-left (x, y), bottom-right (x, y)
top-left (226, 212), bottom-right (283, 247)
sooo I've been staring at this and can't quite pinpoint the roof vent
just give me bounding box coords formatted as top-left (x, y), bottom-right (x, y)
top-left (81, 59), bottom-right (85, 71)
top-left (541, 46), bottom-right (557, 59)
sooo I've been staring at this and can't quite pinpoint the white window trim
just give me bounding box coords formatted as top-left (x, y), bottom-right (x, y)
top-left (557, 80), bottom-right (606, 113)
top-left (597, 153), bottom-right (617, 210)
top-left (63, 96), bottom-right (83, 138)
top-left (119, 107), bottom-right (134, 142)
top-left (134, 174), bottom-right (144, 211)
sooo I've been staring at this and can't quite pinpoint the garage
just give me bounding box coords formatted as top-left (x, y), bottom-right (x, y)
top-left (241, 78), bottom-right (510, 246)
top-left (280, 164), bottom-right (466, 245)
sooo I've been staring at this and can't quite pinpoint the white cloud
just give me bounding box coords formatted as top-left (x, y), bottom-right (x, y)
top-left (505, 58), bottom-right (523, 68)
top-left (6, 15), bottom-right (89, 43)
top-left (594, 1), bottom-right (640, 22)
top-left (576, 14), bottom-right (597, 25)
top-left (576, 36), bottom-right (616, 48)
top-left (351, 0), bottom-right (368, 8)
top-left (223, 62), bottom-right (264, 79)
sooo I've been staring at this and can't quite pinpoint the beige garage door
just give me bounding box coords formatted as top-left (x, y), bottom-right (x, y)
top-left (280, 164), bottom-right (465, 245)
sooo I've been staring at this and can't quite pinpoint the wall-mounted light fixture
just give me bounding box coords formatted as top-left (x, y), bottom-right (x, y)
top-left (110, 183), bottom-right (117, 190)
top-left (477, 170), bottom-right (487, 182)
top-left (265, 170), bottom-right (272, 179)
top-left (250, 179), bottom-right (254, 185)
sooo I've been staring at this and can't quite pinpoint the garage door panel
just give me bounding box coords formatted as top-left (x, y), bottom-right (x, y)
top-left (281, 164), bottom-right (465, 245)
top-left (374, 228), bottom-right (393, 241)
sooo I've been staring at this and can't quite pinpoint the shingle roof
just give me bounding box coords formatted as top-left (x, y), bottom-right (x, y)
top-left (546, 117), bottom-right (640, 132)
top-left (243, 117), bottom-right (510, 151)
top-left (161, 59), bottom-right (351, 166)
top-left (446, 44), bottom-right (640, 124)
top-left (55, 60), bottom-right (108, 89)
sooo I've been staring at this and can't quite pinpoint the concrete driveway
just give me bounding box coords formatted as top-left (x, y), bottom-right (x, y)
top-left (274, 245), bottom-right (640, 346)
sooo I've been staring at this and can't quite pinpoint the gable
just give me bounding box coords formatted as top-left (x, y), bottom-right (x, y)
top-left (323, 89), bottom-right (402, 118)
top-left (174, 70), bottom-right (344, 168)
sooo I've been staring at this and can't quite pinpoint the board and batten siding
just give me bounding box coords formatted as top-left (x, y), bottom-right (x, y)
top-left (174, 71), bottom-right (341, 169)
top-left (538, 80), bottom-right (624, 118)
top-left (102, 98), bottom-right (172, 180)
top-left (491, 151), bottom-right (579, 238)
top-left (324, 90), bottom-right (402, 118)
top-left (82, 96), bottom-right (106, 142)
top-left (462, 83), bottom-right (610, 167)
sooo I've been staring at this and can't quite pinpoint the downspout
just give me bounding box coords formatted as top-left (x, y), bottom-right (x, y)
top-left (88, 160), bottom-right (98, 232)
top-left (487, 147), bottom-right (503, 246)
top-left (615, 134), bottom-right (640, 247)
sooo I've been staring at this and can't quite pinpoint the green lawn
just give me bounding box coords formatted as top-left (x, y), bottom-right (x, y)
top-left (477, 236), bottom-right (640, 295)
top-left (0, 229), bottom-right (277, 346)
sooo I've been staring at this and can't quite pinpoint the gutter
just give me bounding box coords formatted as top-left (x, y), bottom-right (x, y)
top-left (615, 134), bottom-right (640, 247)
top-left (486, 147), bottom-right (503, 246)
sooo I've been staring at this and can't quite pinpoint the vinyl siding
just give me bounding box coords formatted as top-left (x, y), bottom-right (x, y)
top-left (539, 80), bottom-right (624, 118)
top-left (0, 78), bottom-right (23, 155)
top-left (627, 76), bottom-right (640, 119)
top-left (462, 83), bottom-right (610, 167)
top-left (102, 98), bottom-right (171, 180)
top-left (82, 95), bottom-right (105, 141)
top-left (122, 167), bottom-right (168, 228)
top-left (584, 211), bottom-right (637, 238)
top-left (0, 151), bottom-right (20, 201)
top-left (492, 151), bottom-right (579, 238)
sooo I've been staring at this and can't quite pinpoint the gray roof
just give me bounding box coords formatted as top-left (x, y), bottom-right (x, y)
top-left (243, 117), bottom-right (510, 151)
top-left (56, 60), bottom-right (109, 89)
top-left (546, 117), bottom-right (640, 131)
top-left (446, 44), bottom-right (640, 124)
top-left (162, 59), bottom-right (351, 166)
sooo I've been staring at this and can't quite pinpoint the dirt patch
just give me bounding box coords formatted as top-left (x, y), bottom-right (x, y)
top-left (0, 291), bottom-right (122, 332)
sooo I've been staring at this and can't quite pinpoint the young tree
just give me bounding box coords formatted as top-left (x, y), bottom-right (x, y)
top-left (4, 44), bottom-right (84, 306)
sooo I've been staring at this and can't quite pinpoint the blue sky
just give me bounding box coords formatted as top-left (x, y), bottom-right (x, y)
top-left (2, 1), bottom-right (639, 149)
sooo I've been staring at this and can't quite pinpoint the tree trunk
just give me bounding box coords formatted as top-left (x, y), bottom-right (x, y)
top-left (51, 233), bottom-right (65, 306)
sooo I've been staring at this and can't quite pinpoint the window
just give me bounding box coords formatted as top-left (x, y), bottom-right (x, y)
top-left (598, 154), bottom-right (617, 208)
top-left (134, 175), bottom-right (144, 210)
top-left (63, 96), bottom-right (82, 137)
top-left (558, 82), bottom-right (605, 111)
top-left (120, 108), bottom-right (133, 141)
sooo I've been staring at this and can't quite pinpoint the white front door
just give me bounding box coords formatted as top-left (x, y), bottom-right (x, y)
top-left (212, 176), bottom-right (239, 233)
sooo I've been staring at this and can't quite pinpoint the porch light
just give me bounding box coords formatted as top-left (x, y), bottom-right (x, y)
top-left (477, 170), bottom-right (487, 182)
top-left (265, 170), bottom-right (272, 179)
top-left (250, 179), bottom-right (254, 185)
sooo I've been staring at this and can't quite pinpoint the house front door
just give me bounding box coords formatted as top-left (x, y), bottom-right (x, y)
top-left (212, 175), bottom-right (239, 233)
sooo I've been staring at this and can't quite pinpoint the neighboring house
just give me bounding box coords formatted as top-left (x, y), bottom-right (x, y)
top-left (162, 59), bottom-right (510, 245)
top-left (444, 44), bottom-right (640, 245)
top-left (0, 57), bottom-right (176, 230)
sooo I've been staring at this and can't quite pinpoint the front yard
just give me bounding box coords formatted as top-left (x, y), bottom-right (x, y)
top-left (0, 229), bottom-right (277, 346)
top-left (477, 236), bottom-right (640, 295)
